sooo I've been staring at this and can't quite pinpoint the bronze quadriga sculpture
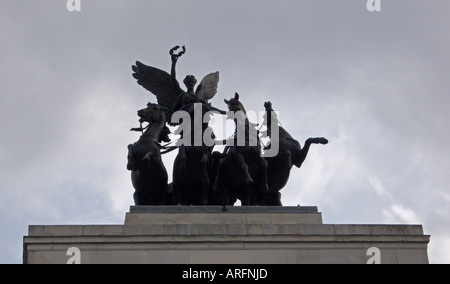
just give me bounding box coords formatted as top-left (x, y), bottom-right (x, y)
top-left (128, 46), bottom-right (328, 206)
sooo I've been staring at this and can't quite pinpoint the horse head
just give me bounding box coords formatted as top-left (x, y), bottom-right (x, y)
top-left (137, 103), bottom-right (168, 125)
top-left (264, 101), bottom-right (274, 112)
top-left (263, 101), bottom-right (280, 129)
top-left (224, 93), bottom-right (246, 113)
top-left (134, 103), bottom-right (170, 143)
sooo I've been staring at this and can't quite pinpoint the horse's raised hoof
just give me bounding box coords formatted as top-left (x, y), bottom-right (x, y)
top-left (309, 137), bottom-right (329, 145)
top-left (318, 137), bottom-right (329, 145)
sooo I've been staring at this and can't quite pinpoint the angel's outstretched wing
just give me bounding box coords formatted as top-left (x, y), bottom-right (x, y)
top-left (132, 61), bottom-right (181, 112)
top-left (195, 72), bottom-right (220, 101)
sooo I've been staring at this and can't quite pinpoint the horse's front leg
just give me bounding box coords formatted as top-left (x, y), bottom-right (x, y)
top-left (173, 147), bottom-right (188, 205)
top-left (236, 153), bottom-right (254, 186)
top-left (127, 144), bottom-right (136, 171)
top-left (200, 153), bottom-right (210, 205)
top-left (240, 184), bottom-right (253, 206)
top-left (252, 158), bottom-right (269, 205)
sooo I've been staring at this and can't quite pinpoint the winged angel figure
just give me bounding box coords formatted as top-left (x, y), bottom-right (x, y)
top-left (132, 46), bottom-right (224, 205)
top-left (132, 46), bottom-right (221, 125)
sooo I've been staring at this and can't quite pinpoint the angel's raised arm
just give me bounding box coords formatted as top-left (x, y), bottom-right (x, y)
top-left (170, 46), bottom-right (186, 94)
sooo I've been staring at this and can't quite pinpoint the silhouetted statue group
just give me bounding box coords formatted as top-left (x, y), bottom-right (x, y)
top-left (127, 46), bottom-right (328, 207)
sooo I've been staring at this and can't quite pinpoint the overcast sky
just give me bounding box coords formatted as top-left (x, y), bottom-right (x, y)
top-left (1, 0), bottom-right (449, 264)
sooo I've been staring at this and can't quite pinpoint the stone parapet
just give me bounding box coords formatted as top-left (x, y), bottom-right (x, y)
top-left (23, 206), bottom-right (430, 264)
